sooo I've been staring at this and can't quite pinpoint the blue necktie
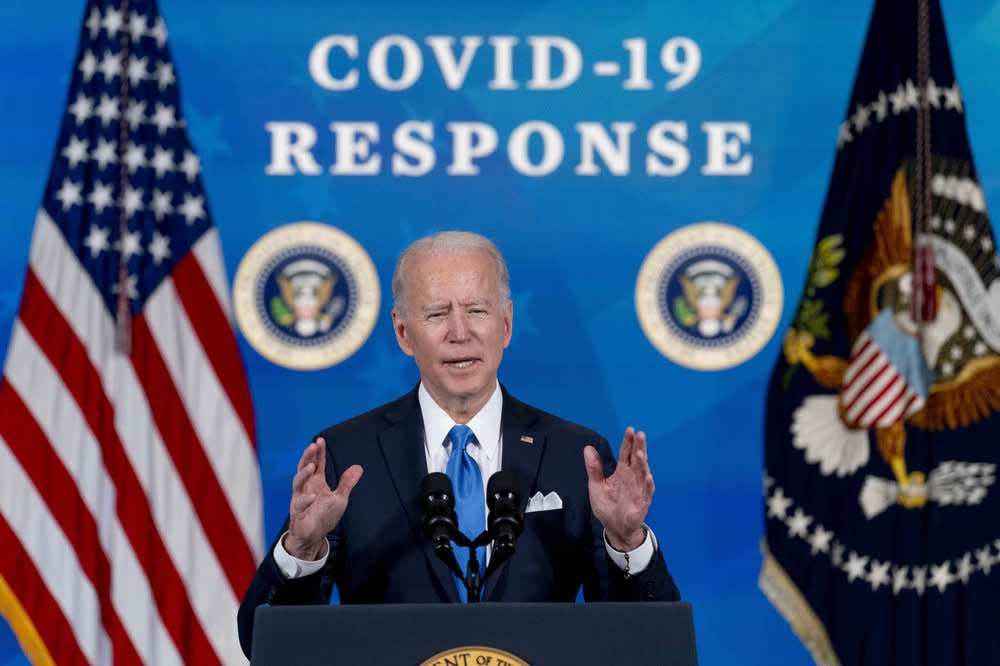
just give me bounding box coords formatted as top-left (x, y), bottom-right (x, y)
top-left (445, 424), bottom-right (485, 602)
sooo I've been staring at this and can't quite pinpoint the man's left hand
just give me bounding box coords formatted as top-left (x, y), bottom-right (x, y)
top-left (584, 427), bottom-right (654, 551)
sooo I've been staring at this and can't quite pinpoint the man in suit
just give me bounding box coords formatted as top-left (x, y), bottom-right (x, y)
top-left (238, 231), bottom-right (680, 657)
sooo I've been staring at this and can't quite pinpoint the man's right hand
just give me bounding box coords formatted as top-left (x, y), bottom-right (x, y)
top-left (284, 437), bottom-right (364, 561)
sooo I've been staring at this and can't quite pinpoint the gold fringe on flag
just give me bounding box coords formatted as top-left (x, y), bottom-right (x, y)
top-left (0, 573), bottom-right (54, 666)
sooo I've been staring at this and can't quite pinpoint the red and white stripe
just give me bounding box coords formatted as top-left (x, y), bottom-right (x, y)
top-left (0, 209), bottom-right (262, 664)
top-left (841, 332), bottom-right (925, 429)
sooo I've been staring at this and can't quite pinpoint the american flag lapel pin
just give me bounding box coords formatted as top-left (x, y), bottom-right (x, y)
top-left (520, 435), bottom-right (534, 444)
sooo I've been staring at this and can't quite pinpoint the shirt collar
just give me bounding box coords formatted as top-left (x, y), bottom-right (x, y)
top-left (418, 381), bottom-right (503, 462)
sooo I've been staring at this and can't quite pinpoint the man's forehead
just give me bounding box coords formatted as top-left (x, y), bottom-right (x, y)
top-left (408, 247), bottom-right (490, 268)
top-left (409, 278), bottom-right (503, 312)
top-left (410, 253), bottom-right (492, 284)
top-left (400, 249), bottom-right (504, 304)
top-left (414, 277), bottom-right (500, 304)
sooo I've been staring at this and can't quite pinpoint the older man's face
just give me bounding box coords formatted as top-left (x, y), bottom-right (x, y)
top-left (392, 249), bottom-right (512, 419)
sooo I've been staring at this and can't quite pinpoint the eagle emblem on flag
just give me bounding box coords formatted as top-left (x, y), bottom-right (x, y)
top-left (785, 165), bottom-right (999, 519)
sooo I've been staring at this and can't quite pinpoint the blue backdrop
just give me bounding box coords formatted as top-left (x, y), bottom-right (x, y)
top-left (2, 1), bottom-right (1000, 663)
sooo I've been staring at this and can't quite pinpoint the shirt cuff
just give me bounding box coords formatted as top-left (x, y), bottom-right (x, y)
top-left (604, 525), bottom-right (657, 575)
top-left (273, 531), bottom-right (330, 579)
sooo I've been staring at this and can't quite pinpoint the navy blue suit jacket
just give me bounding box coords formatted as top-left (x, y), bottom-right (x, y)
top-left (238, 386), bottom-right (679, 657)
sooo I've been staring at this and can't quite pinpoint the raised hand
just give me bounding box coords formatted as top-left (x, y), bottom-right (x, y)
top-left (583, 427), bottom-right (654, 551)
top-left (284, 437), bottom-right (363, 560)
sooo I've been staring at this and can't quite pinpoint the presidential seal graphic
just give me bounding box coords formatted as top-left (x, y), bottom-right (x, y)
top-left (420, 646), bottom-right (529, 666)
top-left (233, 222), bottom-right (380, 370)
top-left (635, 222), bottom-right (783, 370)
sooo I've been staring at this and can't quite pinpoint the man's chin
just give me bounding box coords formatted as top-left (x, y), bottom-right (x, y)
top-left (435, 376), bottom-right (493, 404)
top-left (445, 380), bottom-right (487, 399)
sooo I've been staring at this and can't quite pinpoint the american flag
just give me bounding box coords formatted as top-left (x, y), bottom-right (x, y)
top-left (0, 0), bottom-right (263, 664)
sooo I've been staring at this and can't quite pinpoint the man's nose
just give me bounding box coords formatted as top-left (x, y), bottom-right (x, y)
top-left (446, 310), bottom-right (470, 339)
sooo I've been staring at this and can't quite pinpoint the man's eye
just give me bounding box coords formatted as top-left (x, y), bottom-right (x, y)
top-left (427, 312), bottom-right (445, 320)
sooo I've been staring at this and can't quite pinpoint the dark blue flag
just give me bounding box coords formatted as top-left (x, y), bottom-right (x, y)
top-left (762, 1), bottom-right (1000, 663)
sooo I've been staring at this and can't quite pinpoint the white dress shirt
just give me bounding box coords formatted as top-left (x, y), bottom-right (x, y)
top-left (274, 381), bottom-right (657, 578)
top-left (419, 381), bottom-right (502, 499)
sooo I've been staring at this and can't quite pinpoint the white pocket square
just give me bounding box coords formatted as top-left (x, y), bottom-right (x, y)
top-left (525, 491), bottom-right (563, 513)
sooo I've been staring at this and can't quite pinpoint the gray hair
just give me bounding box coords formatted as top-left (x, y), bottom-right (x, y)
top-left (392, 231), bottom-right (511, 314)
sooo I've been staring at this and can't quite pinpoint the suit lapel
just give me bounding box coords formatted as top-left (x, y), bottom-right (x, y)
top-left (378, 389), bottom-right (459, 602)
top-left (483, 388), bottom-right (545, 600)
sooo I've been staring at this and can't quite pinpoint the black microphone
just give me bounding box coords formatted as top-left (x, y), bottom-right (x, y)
top-left (420, 472), bottom-right (458, 549)
top-left (486, 471), bottom-right (523, 551)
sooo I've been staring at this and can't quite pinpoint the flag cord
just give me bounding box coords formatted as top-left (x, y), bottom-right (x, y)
top-left (115, 0), bottom-right (133, 354)
top-left (912, 0), bottom-right (936, 326)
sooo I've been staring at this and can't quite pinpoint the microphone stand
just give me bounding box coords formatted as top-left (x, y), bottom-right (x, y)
top-left (434, 530), bottom-right (515, 603)
top-left (463, 536), bottom-right (483, 604)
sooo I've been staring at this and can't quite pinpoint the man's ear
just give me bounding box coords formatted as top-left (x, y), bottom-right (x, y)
top-left (392, 309), bottom-right (414, 357)
top-left (502, 299), bottom-right (513, 348)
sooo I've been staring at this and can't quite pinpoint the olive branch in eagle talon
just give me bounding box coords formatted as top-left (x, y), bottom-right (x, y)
top-left (782, 233), bottom-right (848, 390)
top-left (270, 295), bottom-right (295, 326)
top-left (672, 296), bottom-right (697, 327)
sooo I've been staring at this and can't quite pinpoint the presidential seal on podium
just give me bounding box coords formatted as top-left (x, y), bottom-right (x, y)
top-left (420, 645), bottom-right (529, 666)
